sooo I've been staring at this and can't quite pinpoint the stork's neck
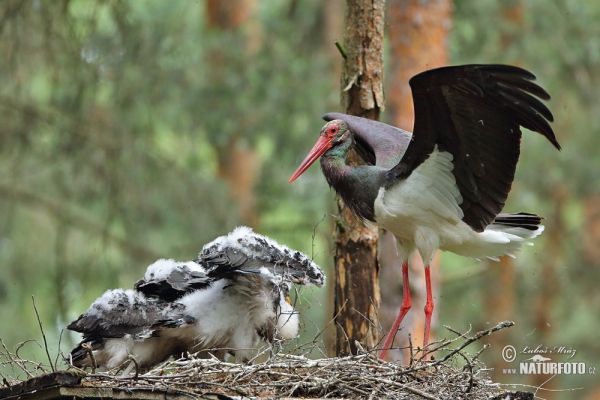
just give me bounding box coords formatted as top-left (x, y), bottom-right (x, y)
top-left (319, 137), bottom-right (386, 222)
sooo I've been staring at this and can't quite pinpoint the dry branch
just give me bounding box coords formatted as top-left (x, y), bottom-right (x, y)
top-left (31, 296), bottom-right (55, 373)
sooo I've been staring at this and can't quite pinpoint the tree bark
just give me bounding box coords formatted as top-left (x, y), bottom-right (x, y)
top-left (386, 0), bottom-right (451, 130)
top-left (332, 0), bottom-right (385, 357)
top-left (379, 0), bottom-right (451, 361)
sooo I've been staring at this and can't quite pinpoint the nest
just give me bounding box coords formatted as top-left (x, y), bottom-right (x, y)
top-left (2, 321), bottom-right (536, 400)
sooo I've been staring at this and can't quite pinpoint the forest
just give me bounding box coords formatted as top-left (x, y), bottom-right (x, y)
top-left (1, 0), bottom-right (599, 398)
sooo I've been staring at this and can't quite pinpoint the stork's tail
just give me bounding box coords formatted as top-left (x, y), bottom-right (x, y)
top-left (492, 212), bottom-right (544, 232)
top-left (478, 212), bottom-right (545, 261)
top-left (450, 212), bottom-right (545, 261)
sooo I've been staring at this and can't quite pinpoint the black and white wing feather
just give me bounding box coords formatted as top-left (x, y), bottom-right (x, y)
top-left (134, 259), bottom-right (211, 302)
top-left (67, 289), bottom-right (195, 369)
top-left (198, 226), bottom-right (326, 286)
top-left (67, 289), bottom-right (188, 341)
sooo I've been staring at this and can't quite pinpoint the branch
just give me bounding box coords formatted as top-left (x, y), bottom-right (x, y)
top-left (32, 296), bottom-right (55, 373)
top-left (413, 321), bottom-right (515, 370)
top-left (334, 40), bottom-right (347, 59)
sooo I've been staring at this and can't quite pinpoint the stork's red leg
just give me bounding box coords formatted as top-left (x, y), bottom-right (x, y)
top-left (379, 261), bottom-right (411, 360)
top-left (423, 265), bottom-right (434, 352)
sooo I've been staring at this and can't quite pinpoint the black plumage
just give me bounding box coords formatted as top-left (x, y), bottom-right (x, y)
top-left (395, 64), bottom-right (560, 231)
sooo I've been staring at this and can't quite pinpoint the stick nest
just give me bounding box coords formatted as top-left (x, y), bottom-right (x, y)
top-left (3, 321), bottom-right (529, 399)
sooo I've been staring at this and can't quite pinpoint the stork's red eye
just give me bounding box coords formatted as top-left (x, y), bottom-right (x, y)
top-left (328, 126), bottom-right (338, 135)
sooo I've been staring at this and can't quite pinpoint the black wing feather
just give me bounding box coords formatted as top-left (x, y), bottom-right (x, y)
top-left (390, 64), bottom-right (560, 232)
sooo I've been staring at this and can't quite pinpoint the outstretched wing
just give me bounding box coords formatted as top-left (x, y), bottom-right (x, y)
top-left (323, 113), bottom-right (412, 169)
top-left (389, 64), bottom-right (560, 232)
top-left (67, 289), bottom-right (178, 340)
top-left (198, 226), bottom-right (326, 286)
top-left (134, 259), bottom-right (212, 302)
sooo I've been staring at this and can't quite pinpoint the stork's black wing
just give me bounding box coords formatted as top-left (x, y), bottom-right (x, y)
top-left (323, 113), bottom-right (412, 169)
top-left (198, 226), bottom-right (326, 286)
top-left (389, 64), bottom-right (560, 232)
top-left (134, 262), bottom-right (212, 302)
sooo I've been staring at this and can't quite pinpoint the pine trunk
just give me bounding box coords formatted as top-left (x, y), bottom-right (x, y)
top-left (332, 0), bottom-right (385, 357)
top-left (379, 0), bottom-right (451, 361)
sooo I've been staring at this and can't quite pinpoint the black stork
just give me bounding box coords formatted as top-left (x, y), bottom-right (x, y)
top-left (68, 227), bottom-right (325, 371)
top-left (289, 64), bottom-right (561, 359)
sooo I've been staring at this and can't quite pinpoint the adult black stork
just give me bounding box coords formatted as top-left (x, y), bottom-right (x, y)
top-left (289, 64), bottom-right (561, 359)
top-left (68, 227), bottom-right (325, 371)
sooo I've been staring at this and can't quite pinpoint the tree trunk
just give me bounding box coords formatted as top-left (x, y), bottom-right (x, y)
top-left (386, 0), bottom-right (451, 130)
top-left (482, 4), bottom-right (524, 371)
top-left (206, 0), bottom-right (261, 228)
top-left (528, 186), bottom-right (566, 398)
top-left (332, 0), bottom-right (385, 357)
top-left (583, 193), bottom-right (600, 264)
top-left (379, 0), bottom-right (451, 361)
top-left (482, 254), bottom-right (515, 371)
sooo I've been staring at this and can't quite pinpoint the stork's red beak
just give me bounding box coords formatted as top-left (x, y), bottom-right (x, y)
top-left (289, 135), bottom-right (333, 183)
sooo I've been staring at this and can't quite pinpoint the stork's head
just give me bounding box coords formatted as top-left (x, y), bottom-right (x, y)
top-left (289, 120), bottom-right (350, 183)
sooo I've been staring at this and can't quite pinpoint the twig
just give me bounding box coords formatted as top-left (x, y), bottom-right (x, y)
top-left (309, 298), bottom-right (348, 345)
top-left (414, 321), bottom-right (514, 370)
top-left (376, 377), bottom-right (441, 400)
top-left (0, 338), bottom-right (15, 363)
top-left (127, 355), bottom-right (140, 379)
top-left (31, 295), bottom-right (55, 372)
top-left (500, 382), bottom-right (583, 394)
top-left (310, 214), bottom-right (327, 260)
top-left (459, 349), bottom-right (475, 394)
top-left (408, 333), bottom-right (415, 366)
top-left (55, 329), bottom-right (64, 371)
top-left (368, 383), bottom-right (384, 400)
top-left (81, 343), bottom-right (97, 373)
top-left (445, 323), bottom-right (472, 339)
top-left (14, 339), bottom-right (41, 359)
top-left (1, 338), bottom-right (33, 378)
top-left (334, 40), bottom-right (347, 59)
top-left (470, 343), bottom-right (490, 364)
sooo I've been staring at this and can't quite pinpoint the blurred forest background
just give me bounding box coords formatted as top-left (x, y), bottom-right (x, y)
top-left (1, 0), bottom-right (599, 398)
